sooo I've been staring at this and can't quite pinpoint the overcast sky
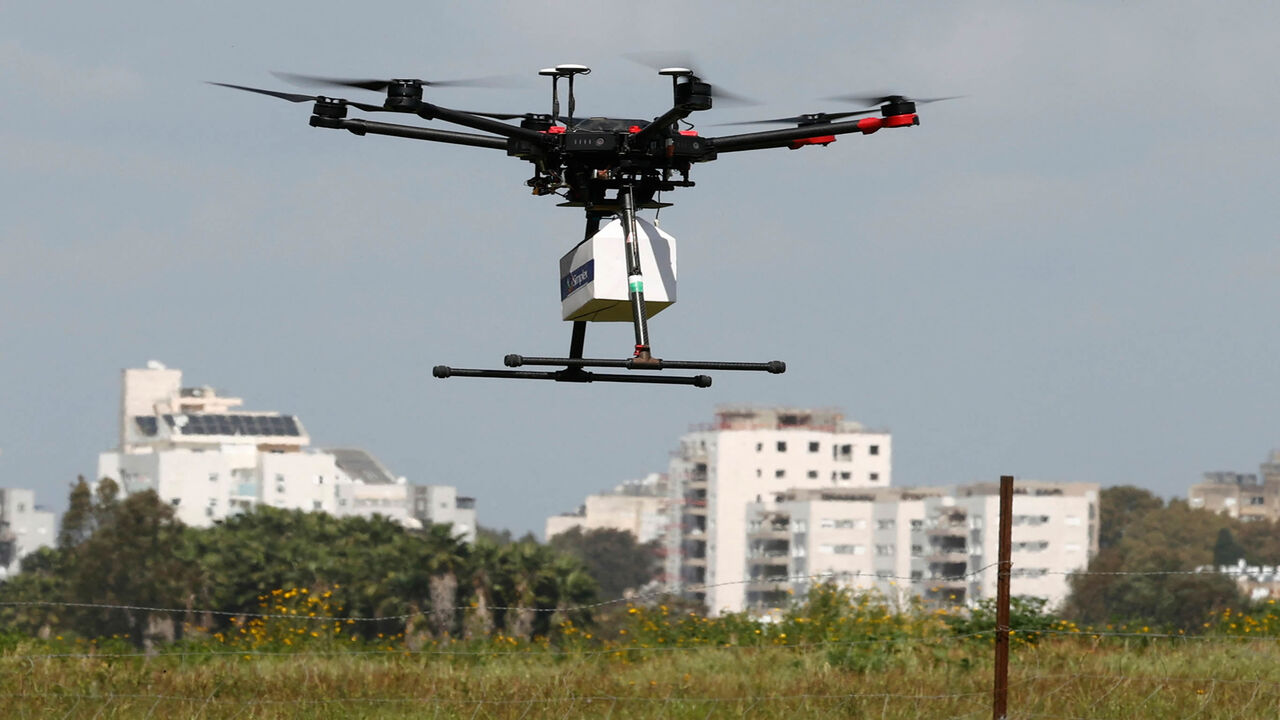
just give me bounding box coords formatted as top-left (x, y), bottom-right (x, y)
top-left (2, 2), bottom-right (1277, 536)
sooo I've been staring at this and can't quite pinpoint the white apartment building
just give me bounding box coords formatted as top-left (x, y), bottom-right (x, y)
top-left (97, 363), bottom-right (476, 539)
top-left (546, 473), bottom-right (670, 543)
top-left (666, 406), bottom-right (892, 615)
top-left (921, 481), bottom-right (1099, 609)
top-left (734, 481), bottom-right (1098, 615)
top-left (0, 487), bottom-right (57, 577)
top-left (743, 487), bottom-right (943, 613)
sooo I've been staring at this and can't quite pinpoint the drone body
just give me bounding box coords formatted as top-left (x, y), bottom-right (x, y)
top-left (213, 64), bottom-right (942, 388)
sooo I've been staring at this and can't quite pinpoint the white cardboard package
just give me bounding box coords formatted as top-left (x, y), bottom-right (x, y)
top-left (559, 217), bottom-right (678, 322)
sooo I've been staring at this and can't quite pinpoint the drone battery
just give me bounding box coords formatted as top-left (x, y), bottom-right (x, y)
top-left (559, 217), bottom-right (677, 322)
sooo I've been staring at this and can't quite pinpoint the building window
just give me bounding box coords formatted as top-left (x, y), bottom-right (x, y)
top-left (806, 470), bottom-right (818, 479)
top-left (834, 519), bottom-right (855, 529)
top-left (756, 468), bottom-right (762, 478)
top-left (808, 441), bottom-right (820, 453)
top-left (313, 500), bottom-right (323, 511)
top-left (756, 442), bottom-right (763, 452)
top-left (819, 544), bottom-right (835, 554)
top-left (1250, 496), bottom-right (1266, 505)
top-left (910, 519), bottom-right (924, 530)
top-left (835, 444), bottom-right (852, 461)
top-left (775, 469), bottom-right (786, 478)
top-left (840, 471), bottom-right (851, 480)
top-left (877, 519), bottom-right (895, 530)
top-left (875, 544), bottom-right (894, 556)
top-left (869, 473), bottom-right (879, 481)
top-left (820, 518), bottom-right (835, 529)
top-left (911, 544), bottom-right (923, 557)
top-left (208, 473), bottom-right (218, 483)
top-left (911, 570), bottom-right (923, 581)
top-left (170, 498), bottom-right (181, 507)
top-left (869, 445), bottom-right (880, 455)
top-left (316, 475), bottom-right (325, 485)
top-left (777, 441), bottom-right (787, 452)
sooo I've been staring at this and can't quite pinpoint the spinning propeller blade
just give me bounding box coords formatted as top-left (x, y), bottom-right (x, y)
top-left (709, 109), bottom-right (880, 127)
top-left (272, 71), bottom-right (514, 92)
top-left (207, 82), bottom-right (386, 112)
top-left (623, 52), bottom-right (759, 107)
top-left (825, 92), bottom-right (964, 109)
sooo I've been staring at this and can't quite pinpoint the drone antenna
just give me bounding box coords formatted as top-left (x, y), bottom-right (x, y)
top-left (538, 68), bottom-right (561, 125)
top-left (553, 64), bottom-right (590, 128)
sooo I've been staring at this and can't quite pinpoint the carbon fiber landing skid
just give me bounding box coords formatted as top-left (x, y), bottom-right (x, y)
top-left (432, 355), bottom-right (785, 388)
top-left (432, 186), bottom-right (786, 389)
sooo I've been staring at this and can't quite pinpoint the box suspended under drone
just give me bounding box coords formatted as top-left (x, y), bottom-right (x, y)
top-left (559, 217), bottom-right (677, 322)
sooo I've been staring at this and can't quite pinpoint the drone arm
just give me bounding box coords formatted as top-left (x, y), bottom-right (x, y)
top-left (335, 118), bottom-right (508, 150)
top-left (630, 106), bottom-right (694, 147)
top-left (708, 114), bottom-right (917, 154)
top-left (413, 102), bottom-right (550, 144)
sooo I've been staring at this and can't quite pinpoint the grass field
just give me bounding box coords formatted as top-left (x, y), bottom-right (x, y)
top-left (5, 590), bottom-right (1279, 718)
top-left (4, 633), bottom-right (1279, 718)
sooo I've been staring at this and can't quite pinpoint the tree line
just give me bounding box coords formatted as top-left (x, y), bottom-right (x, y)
top-left (1063, 485), bottom-right (1280, 629)
top-left (0, 478), bottom-right (658, 647)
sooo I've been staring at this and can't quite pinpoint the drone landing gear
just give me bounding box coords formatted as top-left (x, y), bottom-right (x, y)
top-left (430, 337), bottom-right (786, 389)
top-left (432, 186), bottom-right (786, 389)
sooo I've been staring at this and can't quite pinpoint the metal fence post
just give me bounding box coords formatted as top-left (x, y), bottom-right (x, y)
top-left (993, 475), bottom-right (1014, 720)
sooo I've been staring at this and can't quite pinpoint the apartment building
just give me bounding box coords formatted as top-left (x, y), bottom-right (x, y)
top-left (545, 473), bottom-right (669, 543)
top-left (0, 487), bottom-right (56, 577)
top-left (734, 480), bottom-right (1098, 615)
top-left (742, 487), bottom-right (943, 612)
top-left (1189, 452), bottom-right (1280, 521)
top-left (97, 362), bottom-right (476, 538)
top-left (665, 406), bottom-right (892, 615)
top-left (921, 481), bottom-right (1099, 609)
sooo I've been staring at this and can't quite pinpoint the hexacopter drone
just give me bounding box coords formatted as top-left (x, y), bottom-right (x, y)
top-left (213, 63), bottom-right (949, 388)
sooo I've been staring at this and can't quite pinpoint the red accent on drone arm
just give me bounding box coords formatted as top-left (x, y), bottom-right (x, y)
top-left (708, 114), bottom-right (918, 154)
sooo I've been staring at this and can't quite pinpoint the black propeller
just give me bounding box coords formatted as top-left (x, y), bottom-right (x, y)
top-left (826, 93), bottom-right (963, 108)
top-left (710, 109), bottom-right (880, 127)
top-left (272, 71), bottom-right (513, 92)
top-left (207, 82), bottom-right (387, 112)
top-left (623, 52), bottom-right (759, 106)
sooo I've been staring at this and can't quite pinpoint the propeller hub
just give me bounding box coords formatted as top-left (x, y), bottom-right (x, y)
top-left (386, 80), bottom-right (424, 110)
top-left (881, 98), bottom-right (915, 117)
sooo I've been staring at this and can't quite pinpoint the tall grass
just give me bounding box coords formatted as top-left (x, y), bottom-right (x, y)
top-left (3, 586), bottom-right (1278, 718)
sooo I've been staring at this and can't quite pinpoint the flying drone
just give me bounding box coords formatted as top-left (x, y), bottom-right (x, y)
top-left (213, 64), bottom-right (949, 388)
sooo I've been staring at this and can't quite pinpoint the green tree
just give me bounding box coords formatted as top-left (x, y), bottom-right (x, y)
top-left (1098, 485), bottom-right (1163, 550)
top-left (548, 527), bottom-right (660, 600)
top-left (64, 488), bottom-right (195, 645)
top-left (1212, 527), bottom-right (1246, 567)
top-left (1065, 500), bottom-right (1243, 630)
top-left (57, 476), bottom-right (95, 549)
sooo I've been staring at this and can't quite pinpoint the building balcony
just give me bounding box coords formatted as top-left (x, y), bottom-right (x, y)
top-left (747, 527), bottom-right (790, 540)
top-left (747, 551), bottom-right (790, 564)
top-left (745, 579), bottom-right (790, 593)
top-left (926, 550), bottom-right (968, 564)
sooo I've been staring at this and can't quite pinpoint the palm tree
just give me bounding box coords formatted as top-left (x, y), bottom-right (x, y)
top-left (422, 523), bottom-right (468, 639)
